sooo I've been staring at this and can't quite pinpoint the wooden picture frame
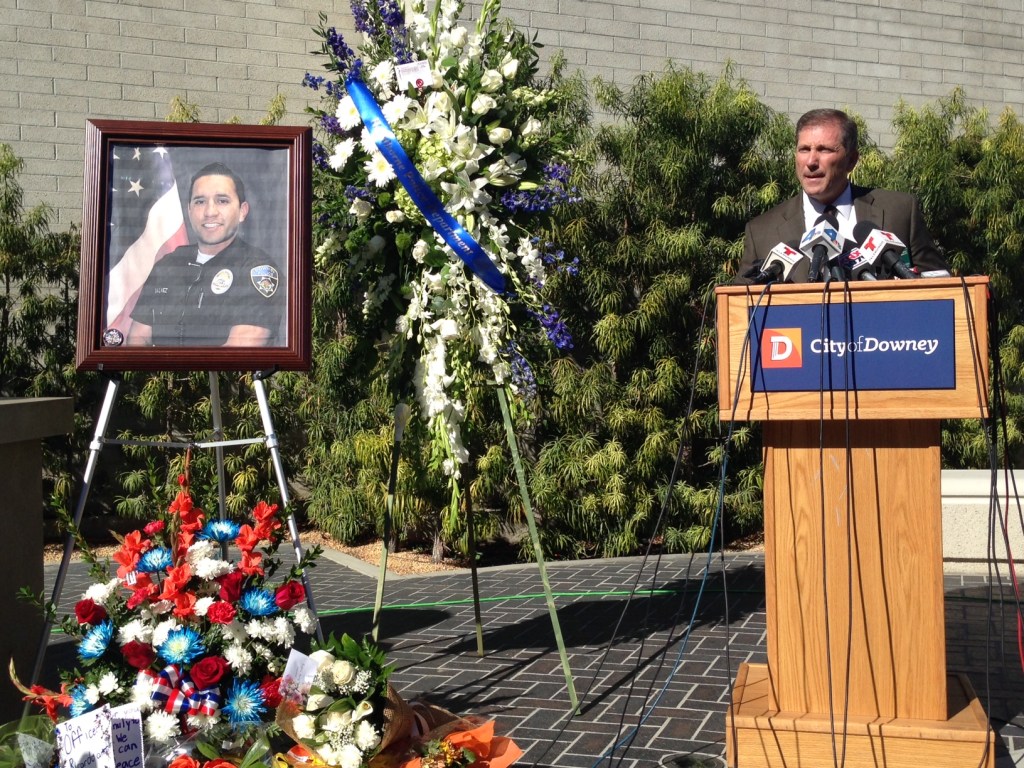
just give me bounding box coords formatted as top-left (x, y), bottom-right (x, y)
top-left (76, 119), bottom-right (312, 372)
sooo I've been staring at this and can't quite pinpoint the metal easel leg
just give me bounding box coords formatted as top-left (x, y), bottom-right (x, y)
top-left (26, 376), bottom-right (121, 699)
top-left (372, 403), bottom-right (411, 641)
top-left (252, 370), bottom-right (324, 643)
top-left (495, 384), bottom-right (579, 710)
top-left (209, 372), bottom-right (229, 559)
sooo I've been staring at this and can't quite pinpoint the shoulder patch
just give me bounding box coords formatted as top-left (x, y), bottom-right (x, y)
top-left (250, 265), bottom-right (279, 298)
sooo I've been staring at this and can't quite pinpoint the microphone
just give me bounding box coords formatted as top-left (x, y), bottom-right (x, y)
top-left (799, 221), bottom-right (843, 282)
top-left (853, 221), bottom-right (919, 280)
top-left (751, 242), bottom-right (806, 284)
top-left (843, 248), bottom-right (877, 281)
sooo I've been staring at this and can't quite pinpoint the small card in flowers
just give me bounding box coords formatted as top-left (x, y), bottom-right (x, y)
top-left (280, 648), bottom-right (319, 702)
top-left (395, 60), bottom-right (431, 91)
top-left (109, 704), bottom-right (144, 768)
top-left (55, 705), bottom-right (115, 768)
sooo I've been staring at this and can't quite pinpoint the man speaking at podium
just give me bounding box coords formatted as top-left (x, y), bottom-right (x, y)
top-left (734, 108), bottom-right (950, 283)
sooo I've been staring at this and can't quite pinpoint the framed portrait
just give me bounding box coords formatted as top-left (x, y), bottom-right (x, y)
top-left (76, 120), bottom-right (312, 372)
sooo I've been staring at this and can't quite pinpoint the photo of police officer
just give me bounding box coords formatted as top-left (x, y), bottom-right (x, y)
top-left (126, 155), bottom-right (287, 348)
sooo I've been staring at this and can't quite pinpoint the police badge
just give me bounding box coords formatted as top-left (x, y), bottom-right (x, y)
top-left (251, 264), bottom-right (279, 298)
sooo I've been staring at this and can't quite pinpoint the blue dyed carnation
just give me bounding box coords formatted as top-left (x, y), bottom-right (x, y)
top-left (240, 588), bottom-right (279, 617)
top-left (137, 547), bottom-right (173, 573)
top-left (199, 519), bottom-right (241, 543)
top-left (78, 620), bottom-right (114, 662)
top-left (223, 679), bottom-right (266, 725)
top-left (68, 685), bottom-right (91, 717)
top-left (158, 627), bottom-right (206, 666)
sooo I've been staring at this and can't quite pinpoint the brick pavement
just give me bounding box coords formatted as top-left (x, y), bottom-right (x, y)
top-left (42, 550), bottom-right (1024, 767)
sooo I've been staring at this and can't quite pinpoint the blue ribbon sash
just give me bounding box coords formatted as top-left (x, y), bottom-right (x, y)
top-left (345, 76), bottom-right (506, 294)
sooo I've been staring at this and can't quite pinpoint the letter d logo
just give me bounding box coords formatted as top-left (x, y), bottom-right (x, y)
top-left (762, 328), bottom-right (802, 368)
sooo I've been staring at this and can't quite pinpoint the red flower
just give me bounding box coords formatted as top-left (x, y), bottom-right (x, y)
top-left (206, 601), bottom-right (236, 625)
top-left (260, 675), bottom-right (282, 709)
top-left (189, 656), bottom-right (229, 690)
top-left (121, 641), bottom-right (157, 670)
top-left (203, 760), bottom-right (235, 768)
top-left (143, 520), bottom-right (165, 536)
top-left (240, 550), bottom-right (264, 576)
top-left (113, 530), bottom-right (149, 572)
top-left (234, 524), bottom-right (262, 554)
top-left (274, 581), bottom-right (306, 611)
top-left (216, 571), bottom-right (246, 603)
top-left (74, 599), bottom-right (108, 625)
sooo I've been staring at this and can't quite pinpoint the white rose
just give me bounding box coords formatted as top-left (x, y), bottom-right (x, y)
top-left (330, 660), bottom-right (356, 686)
top-left (480, 69), bottom-right (503, 92)
top-left (487, 126), bottom-right (512, 145)
top-left (500, 57), bottom-right (519, 80)
top-left (291, 714), bottom-right (317, 740)
top-left (521, 117), bottom-right (542, 136)
top-left (412, 239), bottom-right (430, 263)
top-left (471, 94), bottom-right (497, 115)
top-left (385, 209), bottom-right (406, 223)
top-left (367, 235), bottom-right (386, 254)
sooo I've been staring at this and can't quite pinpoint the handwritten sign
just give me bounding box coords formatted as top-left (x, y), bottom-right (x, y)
top-left (55, 706), bottom-right (115, 768)
top-left (109, 705), bottom-right (145, 768)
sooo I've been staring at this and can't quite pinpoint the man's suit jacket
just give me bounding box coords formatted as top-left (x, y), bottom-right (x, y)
top-left (734, 185), bottom-right (948, 283)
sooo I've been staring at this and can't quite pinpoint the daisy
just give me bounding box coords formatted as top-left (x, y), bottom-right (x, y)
top-left (336, 95), bottom-right (362, 130)
top-left (328, 137), bottom-right (357, 171)
top-left (364, 152), bottom-right (396, 187)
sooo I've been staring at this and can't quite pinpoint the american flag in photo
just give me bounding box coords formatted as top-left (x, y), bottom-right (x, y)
top-left (105, 145), bottom-right (189, 334)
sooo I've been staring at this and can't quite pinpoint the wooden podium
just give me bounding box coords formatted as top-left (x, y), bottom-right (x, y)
top-left (716, 277), bottom-right (995, 768)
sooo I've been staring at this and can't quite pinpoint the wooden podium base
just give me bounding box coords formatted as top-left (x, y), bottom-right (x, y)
top-left (726, 663), bottom-right (995, 768)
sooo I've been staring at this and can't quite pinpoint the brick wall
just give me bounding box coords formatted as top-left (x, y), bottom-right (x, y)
top-left (2, 0), bottom-right (1023, 226)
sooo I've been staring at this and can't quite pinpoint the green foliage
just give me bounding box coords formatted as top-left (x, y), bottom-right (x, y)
top-left (0, 144), bottom-right (105, 519)
top-left (854, 89), bottom-right (1024, 467)
top-left (532, 65), bottom-right (792, 556)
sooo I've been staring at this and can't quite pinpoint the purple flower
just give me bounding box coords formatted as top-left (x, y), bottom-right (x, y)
top-left (303, 73), bottom-right (325, 91)
top-left (312, 142), bottom-right (330, 171)
top-left (531, 304), bottom-right (574, 351)
top-left (506, 345), bottom-right (538, 399)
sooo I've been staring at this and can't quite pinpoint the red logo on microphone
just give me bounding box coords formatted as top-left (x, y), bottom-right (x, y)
top-left (761, 328), bottom-right (803, 368)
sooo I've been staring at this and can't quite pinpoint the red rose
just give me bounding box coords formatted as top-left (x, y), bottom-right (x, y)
top-left (260, 675), bottom-right (282, 708)
top-left (121, 641), bottom-right (156, 670)
top-left (168, 756), bottom-right (199, 768)
top-left (206, 601), bottom-right (236, 625)
top-left (143, 520), bottom-right (165, 535)
top-left (189, 656), bottom-right (229, 690)
top-left (216, 571), bottom-right (246, 603)
top-left (203, 760), bottom-right (235, 768)
top-left (274, 581), bottom-right (306, 611)
top-left (74, 599), bottom-right (108, 626)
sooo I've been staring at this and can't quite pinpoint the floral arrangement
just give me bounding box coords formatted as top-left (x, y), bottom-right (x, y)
top-left (276, 633), bottom-right (393, 767)
top-left (18, 475), bottom-right (321, 759)
top-left (303, 0), bottom-right (582, 502)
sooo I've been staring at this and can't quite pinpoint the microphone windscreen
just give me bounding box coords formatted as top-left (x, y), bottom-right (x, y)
top-left (853, 220), bottom-right (876, 245)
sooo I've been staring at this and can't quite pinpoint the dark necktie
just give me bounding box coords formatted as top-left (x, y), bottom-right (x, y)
top-left (816, 204), bottom-right (839, 228)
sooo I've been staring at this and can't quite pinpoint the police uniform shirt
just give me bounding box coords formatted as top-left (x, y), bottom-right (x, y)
top-left (130, 237), bottom-right (284, 346)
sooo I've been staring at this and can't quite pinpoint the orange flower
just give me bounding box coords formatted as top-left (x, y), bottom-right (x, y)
top-left (401, 722), bottom-right (522, 768)
top-left (240, 550), bottom-right (264, 576)
top-left (158, 563), bottom-right (193, 603)
top-left (235, 524), bottom-right (262, 554)
top-left (168, 756), bottom-right (200, 768)
top-left (113, 530), bottom-right (150, 571)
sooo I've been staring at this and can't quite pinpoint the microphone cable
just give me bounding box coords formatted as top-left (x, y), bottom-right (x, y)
top-left (525, 279), bottom-right (771, 768)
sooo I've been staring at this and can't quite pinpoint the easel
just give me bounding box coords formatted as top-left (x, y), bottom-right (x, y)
top-left (27, 368), bottom-right (324, 698)
top-left (369, 384), bottom-right (579, 711)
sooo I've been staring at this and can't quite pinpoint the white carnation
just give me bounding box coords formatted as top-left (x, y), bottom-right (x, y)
top-left (97, 672), bottom-right (119, 696)
top-left (83, 578), bottom-right (121, 606)
top-left (291, 713), bottom-right (317, 740)
top-left (354, 720), bottom-right (381, 751)
top-left (337, 744), bottom-right (364, 768)
top-left (145, 711), bottom-right (180, 743)
top-left (117, 618), bottom-right (153, 646)
top-left (193, 596), bottom-right (215, 617)
top-left (185, 540), bottom-right (216, 564)
top-left (193, 558), bottom-right (233, 580)
top-left (292, 606), bottom-right (318, 635)
top-left (151, 619), bottom-right (179, 647)
top-left (223, 645), bottom-right (253, 675)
